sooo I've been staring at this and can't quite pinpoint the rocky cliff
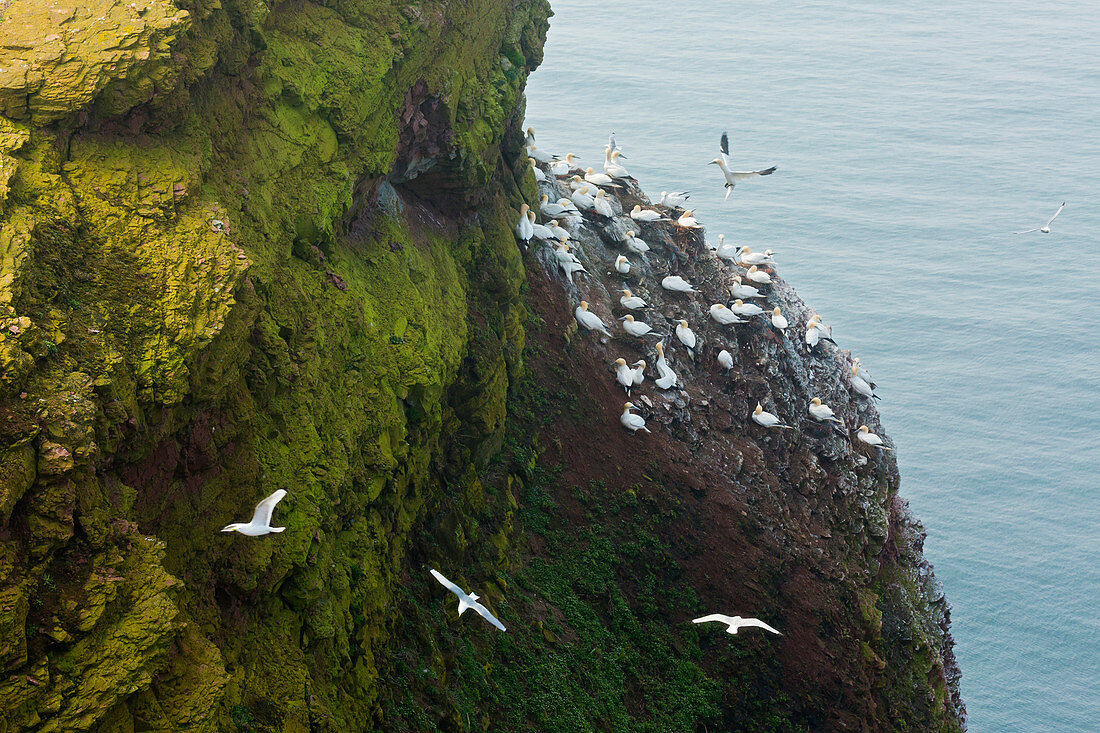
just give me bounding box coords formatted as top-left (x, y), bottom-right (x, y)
top-left (0, 1), bottom-right (963, 731)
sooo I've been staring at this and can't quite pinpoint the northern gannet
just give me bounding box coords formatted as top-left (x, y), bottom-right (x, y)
top-left (529, 212), bottom-right (554, 240)
top-left (549, 153), bottom-right (580, 176)
top-left (730, 299), bottom-right (764, 317)
top-left (713, 234), bottom-right (740, 262)
top-left (559, 258), bottom-right (587, 279)
top-left (547, 220), bottom-right (570, 240)
top-left (738, 247), bottom-right (775, 266)
top-left (661, 275), bottom-right (697, 293)
top-left (621, 402), bottom-right (651, 433)
top-left (530, 158), bottom-right (546, 182)
top-left (854, 358), bottom-right (876, 388)
top-left (849, 365), bottom-right (879, 400)
top-left (221, 489), bottom-right (288, 536)
top-left (539, 194), bottom-right (569, 218)
top-left (730, 276), bottom-right (764, 299)
top-left (693, 614), bottom-right (782, 635)
top-left (745, 265), bottom-right (772, 285)
top-left (553, 238), bottom-right (578, 263)
top-left (717, 349), bottom-right (734, 370)
top-left (575, 301), bottom-right (611, 337)
top-left (804, 316), bottom-right (836, 348)
top-left (604, 150), bottom-right (631, 178)
top-left (857, 425), bottom-right (891, 449)
top-left (593, 189), bottom-right (614, 218)
top-left (654, 342), bottom-right (678, 389)
top-left (615, 358), bottom-right (636, 394)
top-left (710, 132), bottom-right (778, 201)
top-left (660, 191), bottom-right (690, 208)
top-left (524, 127), bottom-right (536, 147)
top-left (770, 307), bottom-right (788, 331)
top-left (571, 186), bottom-right (596, 211)
top-left (568, 175), bottom-right (591, 192)
top-left (675, 320), bottom-right (697, 350)
top-left (630, 205), bottom-right (669, 223)
top-left (621, 314), bottom-right (657, 338)
top-left (614, 254), bottom-right (631, 275)
top-left (808, 397), bottom-right (842, 424)
top-left (430, 568), bottom-right (506, 632)
top-left (710, 303), bottom-right (746, 325)
top-left (527, 145), bottom-right (556, 164)
top-left (753, 404), bottom-right (792, 429)
top-left (676, 210), bottom-right (702, 229)
top-left (514, 204), bottom-right (533, 244)
top-left (631, 360), bottom-right (646, 388)
top-left (1015, 202), bottom-right (1065, 234)
top-left (620, 289), bottom-right (648, 310)
top-left (624, 230), bottom-right (650, 254)
top-left (584, 167), bottom-right (621, 188)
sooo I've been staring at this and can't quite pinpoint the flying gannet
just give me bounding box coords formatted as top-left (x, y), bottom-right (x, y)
top-left (1014, 202), bottom-right (1065, 234)
top-left (221, 489), bottom-right (288, 536)
top-left (709, 132), bottom-right (777, 201)
top-left (430, 568), bottom-right (507, 631)
top-left (661, 275), bottom-right (696, 293)
top-left (693, 614), bottom-right (782, 635)
top-left (575, 301), bottom-right (611, 337)
top-left (856, 425), bottom-right (892, 450)
top-left (630, 205), bottom-right (669, 222)
top-left (710, 303), bottom-right (746, 325)
top-left (621, 402), bottom-right (651, 433)
top-left (753, 403), bottom-right (792, 429)
top-left (770, 307), bottom-right (788, 331)
top-left (620, 289), bottom-right (647, 310)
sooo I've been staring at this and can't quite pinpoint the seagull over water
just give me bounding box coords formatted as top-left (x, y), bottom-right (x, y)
top-left (430, 568), bottom-right (507, 631)
top-left (710, 132), bottom-right (777, 201)
top-left (693, 614), bottom-right (782, 635)
top-left (221, 489), bottom-right (288, 536)
top-left (1014, 202), bottom-right (1065, 234)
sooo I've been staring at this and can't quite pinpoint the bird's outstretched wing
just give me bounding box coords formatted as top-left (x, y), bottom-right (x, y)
top-left (252, 489), bottom-right (287, 526)
top-left (1013, 227), bottom-right (1041, 235)
top-left (430, 568), bottom-right (464, 597)
top-left (693, 614), bottom-right (732, 625)
top-left (1046, 202), bottom-right (1066, 227)
top-left (471, 601), bottom-right (507, 632)
top-left (737, 617), bottom-right (782, 635)
top-left (728, 166), bottom-right (777, 181)
top-left (720, 132), bottom-right (730, 157)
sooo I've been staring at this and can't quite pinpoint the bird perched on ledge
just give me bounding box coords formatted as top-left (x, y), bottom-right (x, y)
top-left (620, 402), bottom-right (651, 433)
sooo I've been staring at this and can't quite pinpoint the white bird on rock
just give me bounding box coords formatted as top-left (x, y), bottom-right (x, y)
top-left (593, 189), bottom-right (614, 218)
top-left (571, 186), bottom-right (596, 211)
top-left (1015, 202), bottom-right (1065, 234)
top-left (221, 489), bottom-right (288, 536)
top-left (662, 275), bottom-right (696, 293)
top-left (530, 158), bottom-right (546, 182)
top-left (585, 167), bottom-right (621, 188)
top-left (604, 150), bottom-right (631, 178)
top-left (857, 425), bottom-right (891, 449)
top-left (631, 360), bottom-right (646, 388)
top-left (753, 403), bottom-right (792, 429)
top-left (693, 613), bottom-right (781, 636)
top-left (514, 204), bottom-right (533, 244)
top-left (614, 254), bottom-right (631, 275)
top-left (529, 212), bottom-right (553, 240)
top-left (553, 238), bottom-right (578, 264)
top-left (804, 316), bottom-right (836, 349)
top-left (730, 276), bottom-right (764, 300)
top-left (559, 258), bottom-right (587, 279)
top-left (549, 153), bottom-right (581, 176)
top-left (675, 320), bottom-right (697, 351)
top-left (738, 247), bottom-right (775, 266)
top-left (539, 195), bottom-right (571, 219)
top-left (620, 289), bottom-right (647, 310)
top-left (713, 234), bottom-right (740, 262)
top-left (621, 314), bottom-right (658, 338)
top-left (575, 301), bottom-right (611, 337)
top-left (547, 220), bottom-right (570, 240)
top-left (710, 132), bottom-right (778, 201)
top-left (854, 358), bottom-right (876, 388)
top-left (527, 145), bottom-right (556, 164)
top-left (568, 175), bottom-right (590, 192)
top-left (849, 365), bottom-right (879, 400)
top-left (745, 265), bottom-right (772, 285)
top-left (430, 568), bottom-right (507, 632)
top-left (717, 349), bottom-right (734, 370)
top-left (770, 307), bottom-right (788, 331)
top-left (621, 402), bottom-right (651, 433)
top-left (676, 210), bottom-right (702, 229)
top-left (654, 342), bottom-right (679, 389)
top-left (631, 205), bottom-right (669, 223)
top-left (660, 191), bottom-right (690, 208)
top-left (524, 127), bottom-right (536, 147)
top-left (808, 397), bottom-right (842, 424)
top-left (623, 230), bottom-right (650, 254)
top-left (614, 358), bottom-right (636, 394)
top-left (710, 303), bottom-right (746, 325)
top-left (730, 299), bottom-right (764, 317)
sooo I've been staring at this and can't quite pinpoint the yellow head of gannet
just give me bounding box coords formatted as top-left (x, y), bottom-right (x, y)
top-left (579, 300), bottom-right (590, 311)
top-left (615, 358), bottom-right (628, 366)
top-left (773, 307), bottom-right (782, 316)
top-left (623, 314), bottom-right (635, 322)
top-left (540, 194), bottom-right (549, 204)
top-left (655, 341), bottom-right (665, 356)
top-left (734, 299), bottom-right (745, 306)
top-left (754, 404), bottom-right (764, 415)
top-left (679, 319), bottom-right (689, 328)
top-left (811, 398), bottom-right (823, 406)
top-left (627, 229), bottom-right (636, 238)
top-left (623, 288), bottom-right (633, 297)
top-left (859, 425), bottom-right (870, 433)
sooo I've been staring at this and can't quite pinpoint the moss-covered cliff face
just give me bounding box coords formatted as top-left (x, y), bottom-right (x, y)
top-left (0, 1), bottom-right (963, 731)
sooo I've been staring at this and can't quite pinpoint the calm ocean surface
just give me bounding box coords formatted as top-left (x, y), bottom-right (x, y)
top-left (524, 1), bottom-right (1100, 729)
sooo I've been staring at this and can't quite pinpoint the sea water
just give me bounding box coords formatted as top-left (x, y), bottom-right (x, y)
top-left (524, 2), bottom-right (1100, 730)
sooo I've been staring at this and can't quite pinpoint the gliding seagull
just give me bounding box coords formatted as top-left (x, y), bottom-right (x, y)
top-left (693, 614), bottom-right (782, 635)
top-left (221, 489), bottom-right (288, 536)
top-left (429, 568), bottom-right (507, 631)
top-left (1015, 202), bottom-right (1065, 234)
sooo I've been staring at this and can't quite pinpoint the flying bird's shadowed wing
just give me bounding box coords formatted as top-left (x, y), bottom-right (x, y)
top-left (253, 489), bottom-right (287, 526)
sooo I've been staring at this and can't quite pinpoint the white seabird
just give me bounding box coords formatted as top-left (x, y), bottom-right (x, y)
top-left (661, 275), bottom-right (697, 293)
top-left (608, 132), bottom-right (621, 154)
top-left (808, 397), bottom-right (842, 424)
top-left (430, 568), bottom-right (507, 632)
top-left (710, 132), bottom-right (778, 201)
top-left (717, 349), bottom-right (734, 370)
top-left (849, 365), bottom-right (879, 400)
top-left (621, 402), bottom-right (651, 433)
top-left (693, 614), bottom-right (781, 635)
top-left (854, 358), bottom-right (876, 388)
top-left (1014, 202), bottom-right (1065, 234)
top-left (631, 360), bottom-right (646, 388)
top-left (712, 234), bottom-right (740, 262)
top-left (770, 307), bottom-right (788, 331)
top-left (549, 153), bottom-right (581, 176)
top-left (730, 299), bottom-right (764, 317)
top-left (857, 425), bottom-right (892, 449)
top-left (710, 303), bottom-right (746, 325)
top-left (530, 158), bottom-right (546, 182)
top-left (221, 489), bottom-right (288, 536)
top-left (584, 167), bottom-right (621, 188)
top-left (621, 314), bottom-right (658, 338)
top-left (630, 205), bottom-right (669, 223)
top-left (553, 239), bottom-right (578, 264)
top-left (804, 316), bottom-right (836, 349)
top-left (568, 175), bottom-right (591, 192)
top-left (620, 289), bottom-right (648, 310)
top-left (676, 210), bottom-right (702, 229)
top-left (575, 301), bottom-right (611, 337)
top-left (738, 247), bottom-right (775, 266)
top-left (547, 220), bottom-right (570, 240)
top-left (614, 254), bottom-right (631, 275)
top-left (660, 191), bottom-right (691, 208)
top-left (539, 195), bottom-right (570, 218)
top-left (745, 265), bottom-right (772, 285)
top-left (515, 204), bottom-right (533, 244)
top-left (593, 189), bottom-right (615, 218)
top-left (571, 186), bottom-right (596, 211)
top-left (527, 145), bottom-right (556, 164)
top-left (623, 230), bottom-right (650, 254)
top-left (654, 342), bottom-right (679, 389)
top-left (529, 212), bottom-right (554, 241)
top-left (614, 358), bottom-right (635, 394)
top-left (730, 276), bottom-right (764, 300)
top-left (604, 150), bottom-right (631, 178)
top-left (675, 320), bottom-right (697, 351)
top-left (559, 258), bottom-right (587, 280)
top-left (752, 403), bottom-right (792, 429)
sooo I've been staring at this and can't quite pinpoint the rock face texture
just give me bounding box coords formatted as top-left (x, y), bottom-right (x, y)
top-left (0, 1), bottom-right (963, 731)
